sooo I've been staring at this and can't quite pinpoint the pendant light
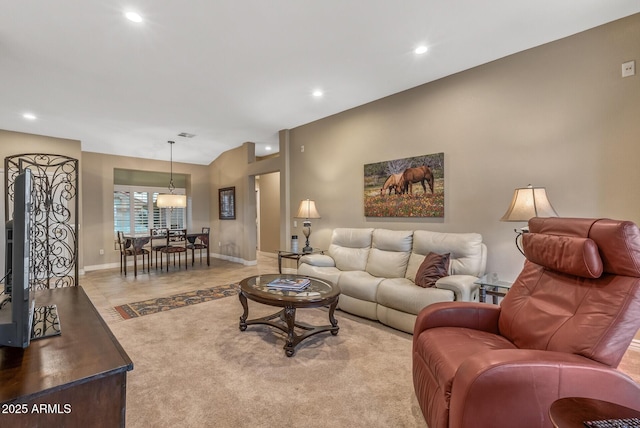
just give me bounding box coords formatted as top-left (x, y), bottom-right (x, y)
top-left (156, 141), bottom-right (187, 208)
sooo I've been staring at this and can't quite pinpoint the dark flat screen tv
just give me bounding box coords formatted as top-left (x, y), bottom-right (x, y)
top-left (0, 168), bottom-right (35, 348)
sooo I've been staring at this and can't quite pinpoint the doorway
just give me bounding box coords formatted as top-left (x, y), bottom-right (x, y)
top-left (255, 172), bottom-right (280, 253)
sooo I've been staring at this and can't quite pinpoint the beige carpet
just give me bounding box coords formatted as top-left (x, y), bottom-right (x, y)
top-left (108, 295), bottom-right (428, 428)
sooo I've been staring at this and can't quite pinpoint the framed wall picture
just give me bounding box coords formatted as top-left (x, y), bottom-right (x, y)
top-left (219, 187), bottom-right (236, 220)
top-left (363, 152), bottom-right (445, 218)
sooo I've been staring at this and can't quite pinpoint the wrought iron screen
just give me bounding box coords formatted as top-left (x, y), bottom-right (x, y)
top-left (4, 154), bottom-right (79, 289)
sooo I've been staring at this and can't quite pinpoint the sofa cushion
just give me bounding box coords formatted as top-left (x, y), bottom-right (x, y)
top-left (366, 229), bottom-right (413, 278)
top-left (415, 252), bottom-right (450, 288)
top-left (377, 278), bottom-right (454, 315)
top-left (407, 230), bottom-right (484, 279)
top-left (338, 271), bottom-right (384, 303)
top-left (329, 228), bottom-right (374, 271)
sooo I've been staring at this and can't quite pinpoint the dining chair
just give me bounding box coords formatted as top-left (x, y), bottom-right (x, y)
top-left (159, 229), bottom-right (188, 271)
top-left (116, 231), bottom-right (150, 277)
top-left (150, 228), bottom-right (169, 269)
top-left (187, 227), bottom-right (210, 266)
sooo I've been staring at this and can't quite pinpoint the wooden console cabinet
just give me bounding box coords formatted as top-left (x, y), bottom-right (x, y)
top-left (0, 286), bottom-right (133, 427)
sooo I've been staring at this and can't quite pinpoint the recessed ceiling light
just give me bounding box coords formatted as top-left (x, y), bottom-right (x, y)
top-left (23, 113), bottom-right (37, 120)
top-left (312, 90), bottom-right (323, 98)
top-left (125, 11), bottom-right (143, 23)
top-left (265, 146), bottom-right (272, 151)
top-left (414, 45), bottom-right (428, 55)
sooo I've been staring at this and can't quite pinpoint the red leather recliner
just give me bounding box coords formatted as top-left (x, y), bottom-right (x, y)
top-left (413, 218), bottom-right (640, 428)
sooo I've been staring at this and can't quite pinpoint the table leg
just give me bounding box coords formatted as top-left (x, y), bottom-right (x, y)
top-left (133, 251), bottom-right (138, 277)
top-left (492, 291), bottom-right (499, 304)
top-left (479, 285), bottom-right (486, 303)
top-left (278, 253), bottom-right (283, 274)
top-left (283, 306), bottom-right (297, 357)
top-left (328, 298), bottom-right (339, 336)
top-left (238, 292), bottom-right (249, 331)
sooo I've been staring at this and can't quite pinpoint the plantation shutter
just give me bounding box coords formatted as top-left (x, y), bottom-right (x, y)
top-left (114, 191), bottom-right (131, 234)
top-left (114, 187), bottom-right (186, 236)
top-left (133, 192), bottom-right (149, 233)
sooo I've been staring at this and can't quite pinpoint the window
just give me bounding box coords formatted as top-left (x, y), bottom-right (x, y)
top-left (114, 186), bottom-right (186, 235)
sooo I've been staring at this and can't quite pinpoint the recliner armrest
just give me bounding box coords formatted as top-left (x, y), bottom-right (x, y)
top-left (435, 274), bottom-right (480, 302)
top-left (413, 302), bottom-right (501, 340)
top-left (450, 349), bottom-right (640, 428)
top-left (298, 254), bottom-right (336, 268)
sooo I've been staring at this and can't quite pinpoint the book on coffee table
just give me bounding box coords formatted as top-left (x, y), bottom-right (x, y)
top-left (267, 277), bottom-right (311, 290)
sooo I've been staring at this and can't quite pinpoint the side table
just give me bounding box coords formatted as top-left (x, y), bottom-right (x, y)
top-left (277, 249), bottom-right (324, 273)
top-left (549, 397), bottom-right (640, 428)
top-left (475, 273), bottom-right (513, 303)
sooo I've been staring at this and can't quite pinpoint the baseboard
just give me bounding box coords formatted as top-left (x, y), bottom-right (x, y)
top-left (629, 339), bottom-right (640, 352)
top-left (83, 262), bottom-right (120, 272)
top-left (210, 252), bottom-right (256, 266)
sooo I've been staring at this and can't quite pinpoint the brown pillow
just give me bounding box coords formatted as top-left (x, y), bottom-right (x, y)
top-left (414, 252), bottom-right (450, 288)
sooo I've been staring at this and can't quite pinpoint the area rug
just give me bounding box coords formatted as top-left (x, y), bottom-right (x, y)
top-left (107, 294), bottom-right (427, 428)
top-left (114, 283), bottom-right (238, 319)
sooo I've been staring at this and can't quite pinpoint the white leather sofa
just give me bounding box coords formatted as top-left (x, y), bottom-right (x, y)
top-left (297, 228), bottom-right (487, 334)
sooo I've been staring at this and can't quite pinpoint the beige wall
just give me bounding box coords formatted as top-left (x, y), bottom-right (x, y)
top-left (82, 151), bottom-right (210, 269)
top-left (209, 142), bottom-right (286, 263)
top-left (0, 130), bottom-right (81, 161)
top-left (286, 14), bottom-right (640, 281)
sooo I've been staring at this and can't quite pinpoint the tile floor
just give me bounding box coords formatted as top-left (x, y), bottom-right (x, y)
top-left (81, 252), bottom-right (280, 323)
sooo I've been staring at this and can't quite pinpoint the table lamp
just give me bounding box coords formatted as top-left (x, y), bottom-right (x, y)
top-left (500, 185), bottom-right (558, 254)
top-left (295, 199), bottom-right (321, 253)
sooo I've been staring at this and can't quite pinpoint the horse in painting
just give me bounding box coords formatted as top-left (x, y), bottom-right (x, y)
top-left (401, 165), bottom-right (434, 195)
top-left (380, 173), bottom-right (404, 196)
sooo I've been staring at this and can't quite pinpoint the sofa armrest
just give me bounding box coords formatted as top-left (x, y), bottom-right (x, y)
top-left (298, 254), bottom-right (336, 268)
top-left (450, 349), bottom-right (640, 428)
top-left (435, 274), bottom-right (480, 301)
top-left (413, 302), bottom-right (501, 339)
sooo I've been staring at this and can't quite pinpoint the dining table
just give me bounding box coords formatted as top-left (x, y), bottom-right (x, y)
top-left (123, 229), bottom-right (210, 274)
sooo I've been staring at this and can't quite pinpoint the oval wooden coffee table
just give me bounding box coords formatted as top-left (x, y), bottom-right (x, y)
top-left (238, 274), bottom-right (340, 357)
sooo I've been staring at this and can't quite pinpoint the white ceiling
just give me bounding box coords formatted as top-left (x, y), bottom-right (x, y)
top-left (2, 1), bottom-right (639, 165)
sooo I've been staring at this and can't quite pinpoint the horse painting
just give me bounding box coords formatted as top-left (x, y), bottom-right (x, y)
top-left (380, 173), bottom-right (404, 196)
top-left (401, 165), bottom-right (434, 195)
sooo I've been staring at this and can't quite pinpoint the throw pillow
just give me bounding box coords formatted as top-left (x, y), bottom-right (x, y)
top-left (414, 252), bottom-right (450, 288)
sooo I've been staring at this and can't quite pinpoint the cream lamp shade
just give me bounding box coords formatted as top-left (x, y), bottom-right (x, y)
top-left (500, 185), bottom-right (558, 222)
top-left (295, 199), bottom-right (321, 219)
top-left (157, 193), bottom-right (186, 208)
top-left (501, 185), bottom-right (558, 255)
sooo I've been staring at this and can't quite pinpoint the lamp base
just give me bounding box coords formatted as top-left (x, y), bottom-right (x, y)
top-left (514, 227), bottom-right (528, 256)
top-left (302, 222), bottom-right (312, 253)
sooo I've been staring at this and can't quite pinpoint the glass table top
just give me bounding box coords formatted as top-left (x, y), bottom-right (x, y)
top-left (240, 274), bottom-right (339, 303)
top-left (474, 272), bottom-right (513, 290)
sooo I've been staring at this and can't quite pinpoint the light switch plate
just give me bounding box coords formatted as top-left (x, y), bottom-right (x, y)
top-left (622, 60), bottom-right (635, 77)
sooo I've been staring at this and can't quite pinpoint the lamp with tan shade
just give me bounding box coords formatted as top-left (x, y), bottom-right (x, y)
top-left (500, 185), bottom-right (558, 254)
